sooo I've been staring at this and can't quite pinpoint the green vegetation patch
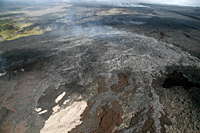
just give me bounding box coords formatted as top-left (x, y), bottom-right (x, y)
top-left (0, 19), bottom-right (42, 42)
top-left (5, 26), bottom-right (42, 41)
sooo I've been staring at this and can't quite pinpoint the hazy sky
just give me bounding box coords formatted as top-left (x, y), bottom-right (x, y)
top-left (1, 0), bottom-right (200, 7)
top-left (63, 0), bottom-right (200, 6)
top-left (142, 0), bottom-right (200, 6)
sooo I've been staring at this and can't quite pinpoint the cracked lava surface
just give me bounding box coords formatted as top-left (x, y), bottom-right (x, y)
top-left (0, 2), bottom-right (200, 133)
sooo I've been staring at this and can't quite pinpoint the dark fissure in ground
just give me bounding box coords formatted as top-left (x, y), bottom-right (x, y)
top-left (162, 65), bottom-right (200, 106)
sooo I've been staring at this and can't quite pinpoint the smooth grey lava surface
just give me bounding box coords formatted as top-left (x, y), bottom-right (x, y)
top-left (0, 2), bottom-right (200, 133)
